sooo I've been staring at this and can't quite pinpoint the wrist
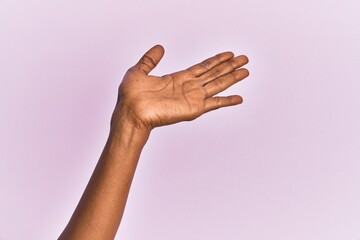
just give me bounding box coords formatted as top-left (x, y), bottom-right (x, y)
top-left (109, 104), bottom-right (151, 147)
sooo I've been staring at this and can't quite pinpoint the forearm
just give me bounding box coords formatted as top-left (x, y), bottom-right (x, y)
top-left (59, 115), bottom-right (150, 240)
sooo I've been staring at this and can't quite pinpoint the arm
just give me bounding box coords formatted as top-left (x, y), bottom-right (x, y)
top-left (58, 45), bottom-right (249, 240)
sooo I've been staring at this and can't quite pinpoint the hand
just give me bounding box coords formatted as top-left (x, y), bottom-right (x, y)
top-left (111, 45), bottom-right (249, 132)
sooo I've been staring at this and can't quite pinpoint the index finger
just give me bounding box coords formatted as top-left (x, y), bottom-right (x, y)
top-left (187, 52), bottom-right (234, 77)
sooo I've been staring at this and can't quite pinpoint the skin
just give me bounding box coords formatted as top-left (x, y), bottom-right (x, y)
top-left (58, 45), bottom-right (249, 240)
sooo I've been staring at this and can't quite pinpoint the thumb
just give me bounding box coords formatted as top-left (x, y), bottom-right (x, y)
top-left (133, 45), bottom-right (165, 75)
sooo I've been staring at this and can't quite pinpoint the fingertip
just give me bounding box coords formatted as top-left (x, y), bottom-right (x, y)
top-left (216, 51), bottom-right (235, 61)
top-left (241, 68), bottom-right (250, 77)
top-left (152, 44), bottom-right (165, 58)
top-left (154, 44), bottom-right (165, 53)
top-left (240, 55), bottom-right (249, 64)
top-left (233, 95), bottom-right (243, 104)
top-left (227, 51), bottom-right (235, 57)
top-left (225, 51), bottom-right (235, 59)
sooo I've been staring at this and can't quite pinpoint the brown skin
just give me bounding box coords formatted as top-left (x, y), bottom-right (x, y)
top-left (58, 45), bottom-right (249, 240)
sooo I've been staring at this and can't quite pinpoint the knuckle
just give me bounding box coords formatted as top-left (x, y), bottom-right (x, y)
top-left (215, 97), bottom-right (222, 106)
top-left (206, 68), bottom-right (222, 80)
top-left (200, 60), bottom-right (212, 70)
top-left (141, 55), bottom-right (156, 68)
top-left (214, 78), bottom-right (225, 90)
top-left (230, 73), bottom-right (238, 82)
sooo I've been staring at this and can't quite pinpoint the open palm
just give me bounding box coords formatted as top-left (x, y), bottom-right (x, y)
top-left (113, 45), bottom-right (249, 130)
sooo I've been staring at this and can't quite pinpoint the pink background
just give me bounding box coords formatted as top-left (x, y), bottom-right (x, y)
top-left (1, 0), bottom-right (360, 239)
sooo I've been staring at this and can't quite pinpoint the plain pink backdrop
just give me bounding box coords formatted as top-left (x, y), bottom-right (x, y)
top-left (1, 0), bottom-right (360, 239)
